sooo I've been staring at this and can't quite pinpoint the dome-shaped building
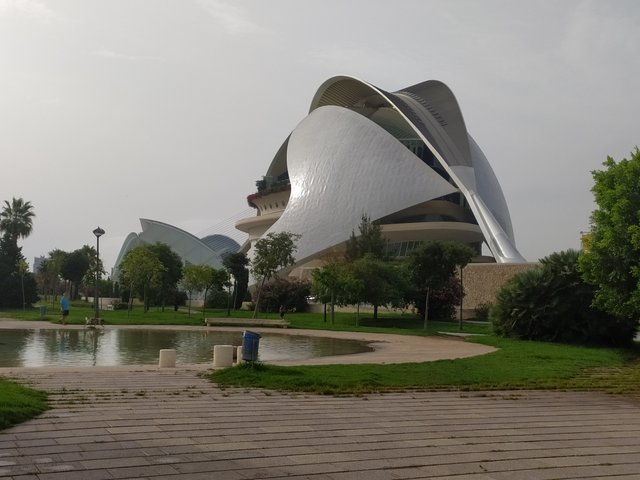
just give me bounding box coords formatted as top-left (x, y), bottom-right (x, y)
top-left (112, 219), bottom-right (240, 280)
top-left (237, 75), bottom-right (525, 276)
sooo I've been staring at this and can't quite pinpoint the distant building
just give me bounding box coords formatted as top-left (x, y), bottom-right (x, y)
top-left (33, 256), bottom-right (45, 273)
top-left (236, 75), bottom-right (525, 278)
top-left (112, 219), bottom-right (240, 280)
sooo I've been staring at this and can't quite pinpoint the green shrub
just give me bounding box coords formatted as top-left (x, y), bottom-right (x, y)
top-left (257, 278), bottom-right (310, 313)
top-left (409, 277), bottom-right (463, 321)
top-left (474, 302), bottom-right (492, 321)
top-left (491, 249), bottom-right (636, 346)
top-left (205, 289), bottom-right (230, 309)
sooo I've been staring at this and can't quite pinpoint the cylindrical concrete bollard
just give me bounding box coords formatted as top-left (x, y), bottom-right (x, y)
top-left (159, 349), bottom-right (176, 368)
top-left (236, 346), bottom-right (244, 364)
top-left (213, 345), bottom-right (234, 368)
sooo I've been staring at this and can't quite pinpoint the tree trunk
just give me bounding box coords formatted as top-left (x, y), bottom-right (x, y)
top-left (423, 287), bottom-right (430, 330)
top-left (202, 287), bottom-right (209, 318)
top-left (330, 291), bottom-right (335, 325)
top-left (356, 303), bottom-right (360, 327)
top-left (232, 279), bottom-right (238, 312)
top-left (252, 277), bottom-right (266, 319)
top-left (373, 304), bottom-right (378, 320)
top-left (226, 276), bottom-right (232, 317)
top-left (128, 282), bottom-right (134, 315)
top-left (21, 273), bottom-right (25, 311)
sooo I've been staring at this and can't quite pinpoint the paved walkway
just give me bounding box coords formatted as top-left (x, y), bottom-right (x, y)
top-left (1, 321), bottom-right (640, 479)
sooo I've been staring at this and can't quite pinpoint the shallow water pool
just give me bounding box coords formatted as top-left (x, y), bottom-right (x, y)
top-left (0, 328), bottom-right (373, 367)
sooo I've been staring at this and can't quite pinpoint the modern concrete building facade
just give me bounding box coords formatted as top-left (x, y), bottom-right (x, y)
top-left (236, 75), bottom-right (525, 276)
top-left (112, 219), bottom-right (240, 280)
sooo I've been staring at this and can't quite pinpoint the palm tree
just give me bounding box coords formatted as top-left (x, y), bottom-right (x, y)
top-left (0, 197), bottom-right (35, 243)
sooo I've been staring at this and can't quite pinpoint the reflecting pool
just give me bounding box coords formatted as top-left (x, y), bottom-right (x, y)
top-left (0, 328), bottom-right (373, 367)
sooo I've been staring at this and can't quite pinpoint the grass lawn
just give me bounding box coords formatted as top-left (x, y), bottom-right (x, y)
top-left (0, 378), bottom-right (47, 430)
top-left (1, 303), bottom-right (640, 426)
top-left (0, 303), bottom-right (489, 335)
top-left (209, 335), bottom-right (640, 395)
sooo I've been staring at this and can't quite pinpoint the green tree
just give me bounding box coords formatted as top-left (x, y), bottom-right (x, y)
top-left (311, 262), bottom-right (346, 324)
top-left (257, 278), bottom-right (310, 314)
top-left (405, 241), bottom-right (474, 329)
top-left (493, 250), bottom-right (633, 345)
top-left (0, 197), bottom-right (35, 245)
top-left (17, 259), bottom-right (29, 311)
top-left (146, 243), bottom-right (183, 310)
top-left (0, 234), bottom-right (37, 308)
top-left (118, 245), bottom-right (166, 312)
top-left (78, 245), bottom-right (101, 297)
top-left (35, 258), bottom-right (54, 299)
top-left (222, 252), bottom-right (249, 312)
top-left (181, 264), bottom-right (203, 316)
top-left (0, 197), bottom-right (37, 308)
top-left (580, 148), bottom-right (640, 324)
top-left (181, 264), bottom-right (227, 317)
top-left (250, 231), bottom-right (301, 318)
top-left (344, 214), bottom-right (386, 262)
top-left (351, 254), bottom-right (405, 320)
top-left (60, 249), bottom-right (91, 300)
top-left (338, 263), bottom-right (366, 326)
top-left (46, 249), bottom-right (66, 298)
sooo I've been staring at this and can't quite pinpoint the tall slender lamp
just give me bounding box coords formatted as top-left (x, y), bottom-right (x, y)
top-left (93, 227), bottom-right (105, 321)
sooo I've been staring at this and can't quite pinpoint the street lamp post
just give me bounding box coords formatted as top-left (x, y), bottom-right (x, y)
top-left (93, 227), bottom-right (105, 321)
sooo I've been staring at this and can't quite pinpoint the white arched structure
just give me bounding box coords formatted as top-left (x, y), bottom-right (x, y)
top-left (236, 75), bottom-right (525, 272)
top-left (112, 219), bottom-right (240, 279)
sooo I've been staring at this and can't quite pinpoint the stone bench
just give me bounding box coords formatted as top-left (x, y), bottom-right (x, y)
top-left (204, 318), bottom-right (290, 328)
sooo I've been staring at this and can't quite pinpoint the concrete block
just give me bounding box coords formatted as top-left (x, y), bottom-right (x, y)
top-left (236, 346), bottom-right (244, 364)
top-left (213, 345), bottom-right (234, 368)
top-left (158, 349), bottom-right (176, 368)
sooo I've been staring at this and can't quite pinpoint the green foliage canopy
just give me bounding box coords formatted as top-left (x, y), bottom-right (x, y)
top-left (60, 249), bottom-right (91, 299)
top-left (580, 148), bottom-right (640, 321)
top-left (493, 250), bottom-right (635, 345)
top-left (0, 197), bottom-right (37, 308)
top-left (405, 241), bottom-right (474, 326)
top-left (145, 243), bottom-right (183, 308)
top-left (251, 231), bottom-right (300, 317)
top-left (118, 244), bottom-right (166, 312)
top-left (223, 251), bottom-right (249, 310)
top-left (0, 197), bottom-right (35, 244)
top-left (181, 263), bottom-right (227, 316)
top-left (344, 214), bottom-right (386, 262)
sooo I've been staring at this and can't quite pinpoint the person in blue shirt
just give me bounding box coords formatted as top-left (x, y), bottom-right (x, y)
top-left (60, 293), bottom-right (70, 325)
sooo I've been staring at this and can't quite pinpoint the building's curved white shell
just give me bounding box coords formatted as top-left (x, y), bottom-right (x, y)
top-left (112, 219), bottom-right (238, 279)
top-left (137, 219), bottom-right (225, 268)
top-left (266, 106), bottom-right (459, 265)
top-left (239, 75), bottom-right (525, 266)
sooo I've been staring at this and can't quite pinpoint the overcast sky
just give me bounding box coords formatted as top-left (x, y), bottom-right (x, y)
top-left (1, 0), bottom-right (639, 273)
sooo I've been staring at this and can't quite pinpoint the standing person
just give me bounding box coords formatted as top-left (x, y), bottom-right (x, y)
top-left (60, 293), bottom-right (70, 325)
top-left (279, 304), bottom-right (285, 319)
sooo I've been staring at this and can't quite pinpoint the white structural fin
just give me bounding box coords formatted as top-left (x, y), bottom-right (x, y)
top-left (264, 106), bottom-right (458, 265)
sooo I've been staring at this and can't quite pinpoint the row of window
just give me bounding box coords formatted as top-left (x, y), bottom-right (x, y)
top-left (384, 241), bottom-right (424, 258)
top-left (258, 200), bottom-right (287, 212)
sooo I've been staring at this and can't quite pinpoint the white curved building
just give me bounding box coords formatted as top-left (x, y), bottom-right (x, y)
top-left (237, 75), bottom-right (525, 275)
top-left (112, 219), bottom-right (240, 280)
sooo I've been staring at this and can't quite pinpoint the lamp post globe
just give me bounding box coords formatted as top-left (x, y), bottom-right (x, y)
top-left (93, 227), bottom-right (105, 321)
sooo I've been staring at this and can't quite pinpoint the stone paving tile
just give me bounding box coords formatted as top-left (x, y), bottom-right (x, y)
top-left (2, 369), bottom-right (640, 479)
top-left (35, 469), bottom-right (114, 480)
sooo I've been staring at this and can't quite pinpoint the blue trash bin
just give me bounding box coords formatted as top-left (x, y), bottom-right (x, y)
top-left (242, 330), bottom-right (261, 362)
top-left (38, 305), bottom-right (47, 318)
